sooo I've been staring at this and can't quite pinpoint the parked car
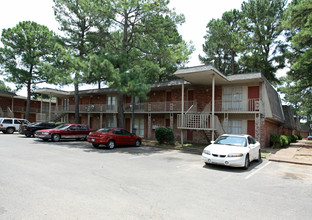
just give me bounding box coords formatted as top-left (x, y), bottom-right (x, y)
top-left (87, 128), bottom-right (142, 149)
top-left (35, 124), bottom-right (94, 142)
top-left (22, 122), bottom-right (56, 137)
top-left (202, 134), bottom-right (261, 170)
top-left (308, 136), bottom-right (312, 140)
top-left (0, 118), bottom-right (30, 134)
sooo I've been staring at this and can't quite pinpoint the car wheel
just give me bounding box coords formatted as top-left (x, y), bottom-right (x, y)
top-left (108, 140), bottom-right (115, 149)
top-left (52, 134), bottom-right (61, 142)
top-left (134, 139), bottom-right (141, 147)
top-left (256, 150), bottom-right (261, 162)
top-left (243, 154), bottom-right (250, 170)
top-left (92, 143), bottom-right (99, 148)
top-left (2, 131), bottom-right (7, 134)
top-left (6, 127), bottom-right (14, 134)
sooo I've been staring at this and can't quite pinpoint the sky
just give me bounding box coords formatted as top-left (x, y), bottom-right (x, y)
top-left (0, 0), bottom-right (246, 96)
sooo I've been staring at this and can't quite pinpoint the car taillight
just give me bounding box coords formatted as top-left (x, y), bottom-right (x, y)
top-left (0, 124), bottom-right (2, 127)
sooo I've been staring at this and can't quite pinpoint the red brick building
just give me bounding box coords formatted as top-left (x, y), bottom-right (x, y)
top-left (0, 90), bottom-right (55, 122)
top-left (35, 65), bottom-right (291, 147)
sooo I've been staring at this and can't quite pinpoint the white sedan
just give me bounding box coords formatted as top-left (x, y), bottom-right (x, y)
top-left (202, 134), bottom-right (261, 169)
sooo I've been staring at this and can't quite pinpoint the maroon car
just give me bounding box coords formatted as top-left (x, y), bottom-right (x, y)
top-left (35, 124), bottom-right (94, 142)
top-left (88, 128), bottom-right (141, 149)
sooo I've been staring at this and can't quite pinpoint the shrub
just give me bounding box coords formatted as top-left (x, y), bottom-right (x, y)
top-left (280, 135), bottom-right (289, 147)
top-left (270, 134), bottom-right (281, 148)
top-left (293, 135), bottom-right (298, 142)
top-left (298, 135), bottom-right (303, 140)
top-left (155, 127), bottom-right (174, 145)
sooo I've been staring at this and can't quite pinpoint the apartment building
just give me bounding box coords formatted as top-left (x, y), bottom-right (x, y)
top-left (0, 89), bottom-right (56, 122)
top-left (34, 65), bottom-right (290, 147)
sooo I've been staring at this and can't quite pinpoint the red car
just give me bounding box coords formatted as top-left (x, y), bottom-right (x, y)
top-left (87, 128), bottom-right (142, 149)
top-left (35, 124), bottom-right (94, 142)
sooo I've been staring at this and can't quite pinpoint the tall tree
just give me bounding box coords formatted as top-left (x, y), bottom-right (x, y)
top-left (106, 0), bottom-right (191, 128)
top-left (0, 21), bottom-right (57, 120)
top-left (52, 0), bottom-right (113, 123)
top-left (0, 80), bottom-right (13, 92)
top-left (239, 0), bottom-right (288, 83)
top-left (200, 9), bottom-right (242, 75)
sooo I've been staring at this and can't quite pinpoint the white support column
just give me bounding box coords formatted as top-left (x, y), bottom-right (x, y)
top-left (49, 93), bottom-right (52, 122)
top-left (181, 78), bottom-right (185, 145)
top-left (212, 74), bottom-right (215, 141)
top-left (40, 96), bottom-right (43, 122)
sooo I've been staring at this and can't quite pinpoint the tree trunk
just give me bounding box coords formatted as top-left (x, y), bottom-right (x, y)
top-left (131, 96), bottom-right (135, 133)
top-left (74, 81), bottom-right (80, 124)
top-left (26, 80), bottom-right (31, 121)
top-left (117, 92), bottom-right (124, 128)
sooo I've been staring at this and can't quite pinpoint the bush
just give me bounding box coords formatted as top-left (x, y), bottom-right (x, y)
top-left (298, 135), bottom-right (303, 140)
top-left (280, 135), bottom-right (289, 147)
top-left (293, 135), bottom-right (298, 142)
top-left (271, 134), bottom-right (281, 148)
top-left (155, 127), bottom-right (174, 145)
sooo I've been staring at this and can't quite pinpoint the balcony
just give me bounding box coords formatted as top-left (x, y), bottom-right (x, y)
top-left (214, 98), bottom-right (262, 113)
top-left (124, 101), bottom-right (196, 113)
top-left (51, 104), bottom-right (118, 114)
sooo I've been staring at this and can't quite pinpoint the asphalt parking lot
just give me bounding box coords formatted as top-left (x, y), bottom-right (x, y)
top-left (1, 134), bottom-right (312, 219)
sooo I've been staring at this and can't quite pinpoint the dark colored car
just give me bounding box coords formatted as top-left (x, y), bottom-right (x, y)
top-left (35, 124), bottom-right (94, 142)
top-left (87, 128), bottom-right (142, 149)
top-left (23, 122), bottom-right (56, 137)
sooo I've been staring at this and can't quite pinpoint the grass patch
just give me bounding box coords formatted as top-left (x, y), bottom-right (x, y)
top-left (261, 150), bottom-right (271, 158)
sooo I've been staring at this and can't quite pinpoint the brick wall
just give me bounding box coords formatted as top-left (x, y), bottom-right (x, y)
top-left (261, 120), bottom-right (280, 148)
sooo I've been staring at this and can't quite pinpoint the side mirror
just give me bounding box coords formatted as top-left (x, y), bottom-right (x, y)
top-left (210, 141), bottom-right (215, 144)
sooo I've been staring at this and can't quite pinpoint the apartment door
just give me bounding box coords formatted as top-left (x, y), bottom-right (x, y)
top-left (166, 119), bottom-right (170, 127)
top-left (187, 130), bottom-right (193, 141)
top-left (125, 118), bottom-right (131, 132)
top-left (248, 86), bottom-right (259, 111)
top-left (247, 120), bottom-right (255, 138)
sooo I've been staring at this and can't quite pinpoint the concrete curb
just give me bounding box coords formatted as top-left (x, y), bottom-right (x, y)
top-left (268, 158), bottom-right (312, 166)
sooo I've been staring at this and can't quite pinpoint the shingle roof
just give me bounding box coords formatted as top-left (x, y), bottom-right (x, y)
top-left (0, 89), bottom-right (16, 96)
top-left (282, 105), bottom-right (296, 129)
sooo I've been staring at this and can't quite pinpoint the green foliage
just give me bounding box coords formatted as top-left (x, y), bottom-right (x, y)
top-left (155, 127), bottom-right (174, 145)
top-left (0, 21), bottom-right (58, 120)
top-left (298, 135), bottom-right (303, 140)
top-left (271, 134), bottom-right (299, 148)
top-left (0, 80), bottom-right (13, 92)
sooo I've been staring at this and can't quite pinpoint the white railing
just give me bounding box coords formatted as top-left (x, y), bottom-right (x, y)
top-left (214, 98), bottom-right (262, 112)
top-left (124, 101), bottom-right (196, 113)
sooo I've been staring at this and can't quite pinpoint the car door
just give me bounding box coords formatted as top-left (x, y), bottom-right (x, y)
top-left (67, 125), bottom-right (78, 138)
top-left (121, 129), bottom-right (134, 145)
top-left (247, 136), bottom-right (258, 160)
top-left (113, 129), bottom-right (124, 146)
top-left (77, 125), bottom-right (88, 139)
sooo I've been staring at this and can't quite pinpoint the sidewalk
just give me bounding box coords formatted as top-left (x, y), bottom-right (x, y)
top-left (266, 139), bottom-right (312, 166)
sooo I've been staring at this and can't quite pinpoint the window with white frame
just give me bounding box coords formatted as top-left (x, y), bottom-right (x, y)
top-left (107, 96), bottom-right (116, 111)
top-left (42, 103), bottom-right (49, 113)
top-left (106, 116), bottom-right (115, 128)
top-left (222, 87), bottom-right (242, 110)
top-left (134, 118), bottom-right (144, 137)
top-left (223, 120), bottom-right (242, 134)
top-left (63, 98), bottom-right (69, 111)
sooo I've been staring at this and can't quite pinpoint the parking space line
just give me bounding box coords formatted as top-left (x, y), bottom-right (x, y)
top-left (128, 151), bottom-right (177, 160)
top-left (245, 161), bottom-right (272, 180)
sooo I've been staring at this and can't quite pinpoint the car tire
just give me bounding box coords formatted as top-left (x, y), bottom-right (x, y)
top-left (2, 131), bottom-right (7, 134)
top-left (256, 150), bottom-right (261, 162)
top-left (52, 134), bottom-right (61, 142)
top-left (6, 127), bottom-right (14, 134)
top-left (92, 143), bottom-right (99, 148)
top-left (108, 140), bottom-right (115, 149)
top-left (243, 154), bottom-right (250, 170)
top-left (134, 139), bottom-right (141, 147)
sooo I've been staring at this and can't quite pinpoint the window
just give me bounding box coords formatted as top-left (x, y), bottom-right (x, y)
top-left (107, 96), bottom-right (116, 111)
top-left (134, 118), bottom-right (144, 137)
top-left (42, 103), bottom-right (49, 113)
top-left (14, 120), bottom-right (22, 124)
top-left (106, 116), bottom-right (115, 128)
top-left (69, 125), bottom-right (77, 130)
top-left (3, 119), bottom-right (12, 124)
top-left (222, 87), bottom-right (242, 110)
top-left (63, 98), bottom-right (69, 111)
top-left (77, 125), bottom-right (87, 131)
top-left (248, 136), bottom-right (256, 144)
top-left (113, 129), bottom-right (122, 135)
top-left (223, 120), bottom-right (242, 134)
top-left (121, 129), bottom-right (131, 136)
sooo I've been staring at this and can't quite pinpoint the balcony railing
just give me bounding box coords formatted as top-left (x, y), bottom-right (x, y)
top-left (124, 101), bottom-right (196, 113)
top-left (52, 104), bottom-right (118, 113)
top-left (214, 98), bottom-right (262, 112)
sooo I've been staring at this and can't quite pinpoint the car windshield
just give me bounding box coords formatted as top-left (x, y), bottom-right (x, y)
top-left (214, 136), bottom-right (247, 147)
top-left (97, 128), bottom-right (112, 133)
top-left (54, 124), bottom-right (70, 130)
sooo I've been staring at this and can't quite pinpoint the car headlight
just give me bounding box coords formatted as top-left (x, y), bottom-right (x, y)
top-left (203, 149), bottom-right (211, 155)
top-left (228, 153), bottom-right (244, 157)
top-left (42, 132), bottom-right (49, 135)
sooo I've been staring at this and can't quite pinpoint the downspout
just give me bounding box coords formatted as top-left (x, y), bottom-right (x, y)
top-left (212, 74), bottom-right (215, 141)
top-left (49, 93), bottom-right (52, 122)
top-left (181, 78), bottom-right (185, 146)
top-left (40, 95), bottom-right (43, 122)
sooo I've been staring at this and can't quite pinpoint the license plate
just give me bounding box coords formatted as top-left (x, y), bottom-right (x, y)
top-left (91, 139), bottom-right (95, 142)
